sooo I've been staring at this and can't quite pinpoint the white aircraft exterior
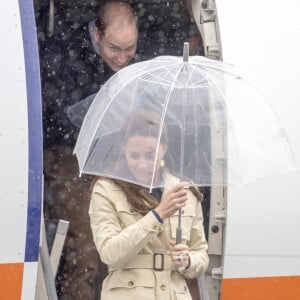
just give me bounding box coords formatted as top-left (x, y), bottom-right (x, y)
top-left (0, 0), bottom-right (42, 299)
top-left (0, 0), bottom-right (299, 299)
top-left (216, 1), bottom-right (300, 299)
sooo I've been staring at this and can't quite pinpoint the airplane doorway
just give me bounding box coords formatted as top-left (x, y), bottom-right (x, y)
top-left (34, 1), bottom-right (224, 299)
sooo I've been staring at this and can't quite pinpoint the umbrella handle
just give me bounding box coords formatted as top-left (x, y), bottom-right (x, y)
top-left (176, 208), bottom-right (182, 244)
top-left (176, 228), bottom-right (182, 244)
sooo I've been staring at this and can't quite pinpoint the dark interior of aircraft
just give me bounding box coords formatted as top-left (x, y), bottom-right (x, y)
top-left (35, 0), bottom-right (203, 147)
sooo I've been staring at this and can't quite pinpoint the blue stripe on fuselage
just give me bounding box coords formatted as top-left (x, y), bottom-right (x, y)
top-left (19, 0), bottom-right (43, 262)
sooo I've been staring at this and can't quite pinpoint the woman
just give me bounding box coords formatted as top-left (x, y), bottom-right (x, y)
top-left (89, 110), bottom-right (209, 299)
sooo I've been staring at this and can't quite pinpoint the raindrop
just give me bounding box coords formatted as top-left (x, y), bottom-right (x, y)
top-left (144, 22), bottom-right (150, 29)
top-left (69, 49), bottom-right (76, 58)
top-left (148, 15), bottom-right (155, 22)
top-left (159, 47), bottom-right (165, 54)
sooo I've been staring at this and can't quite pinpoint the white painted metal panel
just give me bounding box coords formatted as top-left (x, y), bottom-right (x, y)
top-left (0, 0), bottom-right (28, 263)
top-left (0, 1), bottom-right (42, 298)
top-left (22, 262), bottom-right (39, 299)
top-left (216, 0), bottom-right (300, 278)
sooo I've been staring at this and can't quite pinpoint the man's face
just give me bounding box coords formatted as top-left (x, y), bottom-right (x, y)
top-left (97, 23), bottom-right (138, 72)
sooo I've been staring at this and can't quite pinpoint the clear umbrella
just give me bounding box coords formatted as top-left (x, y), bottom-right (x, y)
top-left (74, 43), bottom-right (296, 189)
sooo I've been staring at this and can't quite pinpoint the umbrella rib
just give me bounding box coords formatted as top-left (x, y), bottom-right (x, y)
top-left (192, 57), bottom-right (241, 79)
top-left (196, 59), bottom-right (296, 184)
top-left (200, 67), bottom-right (243, 183)
top-left (191, 81), bottom-right (199, 183)
top-left (77, 62), bottom-right (172, 170)
top-left (85, 62), bottom-right (223, 169)
top-left (142, 63), bottom-right (185, 87)
top-left (190, 70), bottom-right (212, 185)
top-left (186, 64), bottom-right (211, 184)
top-left (150, 64), bottom-right (187, 187)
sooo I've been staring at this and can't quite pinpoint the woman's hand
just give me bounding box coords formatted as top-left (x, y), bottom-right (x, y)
top-left (169, 241), bottom-right (190, 270)
top-left (155, 182), bottom-right (189, 220)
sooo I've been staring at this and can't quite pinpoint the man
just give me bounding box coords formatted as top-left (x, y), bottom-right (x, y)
top-left (92, 0), bottom-right (138, 72)
top-left (66, 0), bottom-right (139, 129)
top-left (42, 1), bottom-right (139, 299)
top-left (42, 0), bottom-right (139, 147)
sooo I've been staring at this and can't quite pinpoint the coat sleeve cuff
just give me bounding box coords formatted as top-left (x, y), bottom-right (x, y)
top-left (142, 211), bottom-right (164, 234)
top-left (151, 209), bottom-right (163, 223)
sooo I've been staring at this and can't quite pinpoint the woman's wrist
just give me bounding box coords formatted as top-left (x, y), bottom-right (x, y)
top-left (154, 206), bottom-right (166, 220)
top-left (152, 209), bottom-right (163, 224)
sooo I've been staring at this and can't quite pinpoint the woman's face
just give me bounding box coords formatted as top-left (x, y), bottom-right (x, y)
top-left (124, 135), bottom-right (167, 184)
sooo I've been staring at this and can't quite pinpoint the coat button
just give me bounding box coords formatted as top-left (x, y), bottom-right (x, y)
top-left (128, 281), bottom-right (134, 287)
top-left (160, 284), bottom-right (166, 291)
top-left (153, 225), bottom-right (158, 230)
top-left (130, 208), bottom-right (135, 213)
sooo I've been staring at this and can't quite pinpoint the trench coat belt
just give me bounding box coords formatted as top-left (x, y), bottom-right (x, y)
top-left (108, 254), bottom-right (176, 272)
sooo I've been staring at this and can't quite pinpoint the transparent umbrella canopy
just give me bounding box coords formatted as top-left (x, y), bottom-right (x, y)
top-left (74, 44), bottom-right (296, 188)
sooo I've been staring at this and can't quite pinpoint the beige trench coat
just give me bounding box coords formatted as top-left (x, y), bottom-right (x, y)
top-left (89, 172), bottom-right (209, 300)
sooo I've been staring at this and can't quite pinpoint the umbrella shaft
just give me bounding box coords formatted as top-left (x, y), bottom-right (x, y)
top-left (176, 208), bottom-right (182, 244)
top-left (176, 228), bottom-right (182, 244)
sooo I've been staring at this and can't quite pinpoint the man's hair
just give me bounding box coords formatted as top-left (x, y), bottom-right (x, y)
top-left (95, 0), bottom-right (137, 36)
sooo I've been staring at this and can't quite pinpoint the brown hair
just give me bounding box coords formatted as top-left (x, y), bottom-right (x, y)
top-left (92, 109), bottom-right (203, 214)
top-left (91, 177), bottom-right (203, 216)
top-left (95, 0), bottom-right (137, 36)
top-left (124, 109), bottom-right (168, 144)
top-left (115, 180), bottom-right (203, 215)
